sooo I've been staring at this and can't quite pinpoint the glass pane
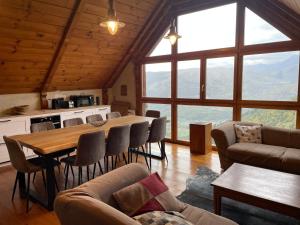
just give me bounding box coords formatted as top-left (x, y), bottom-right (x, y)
top-left (177, 60), bottom-right (200, 99)
top-left (144, 103), bottom-right (171, 138)
top-left (149, 30), bottom-right (171, 56)
top-left (241, 108), bottom-right (297, 129)
top-left (206, 57), bottom-right (234, 100)
top-left (178, 3), bottom-right (236, 53)
top-left (144, 63), bottom-right (171, 98)
top-left (242, 51), bottom-right (299, 101)
top-left (177, 105), bottom-right (233, 141)
top-left (244, 8), bottom-right (290, 45)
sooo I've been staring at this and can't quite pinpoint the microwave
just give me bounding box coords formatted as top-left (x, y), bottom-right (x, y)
top-left (70, 95), bottom-right (95, 107)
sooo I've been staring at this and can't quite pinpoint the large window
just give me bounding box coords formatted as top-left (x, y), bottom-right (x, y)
top-left (178, 3), bottom-right (237, 53)
top-left (144, 63), bottom-right (171, 98)
top-left (140, 2), bottom-right (300, 143)
top-left (242, 51), bottom-right (299, 101)
top-left (178, 105), bottom-right (233, 141)
top-left (177, 60), bottom-right (200, 99)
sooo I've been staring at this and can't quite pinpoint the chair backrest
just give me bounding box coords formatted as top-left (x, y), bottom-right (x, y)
top-left (86, 114), bottom-right (103, 124)
top-left (75, 131), bottom-right (106, 166)
top-left (106, 112), bottom-right (121, 120)
top-left (63, 118), bottom-right (84, 127)
top-left (30, 121), bottom-right (55, 133)
top-left (148, 117), bottom-right (167, 143)
top-left (145, 110), bottom-right (160, 118)
top-left (129, 121), bottom-right (149, 148)
top-left (3, 136), bottom-right (28, 172)
top-left (106, 125), bottom-right (130, 156)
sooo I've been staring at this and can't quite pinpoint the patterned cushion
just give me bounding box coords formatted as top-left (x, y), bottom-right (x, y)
top-left (113, 173), bottom-right (185, 216)
top-left (234, 124), bottom-right (262, 143)
top-left (134, 211), bottom-right (193, 225)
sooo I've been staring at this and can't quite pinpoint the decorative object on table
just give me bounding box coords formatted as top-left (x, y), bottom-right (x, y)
top-left (177, 166), bottom-right (299, 225)
top-left (9, 105), bottom-right (29, 115)
top-left (189, 122), bottom-right (212, 154)
top-left (100, 0), bottom-right (125, 35)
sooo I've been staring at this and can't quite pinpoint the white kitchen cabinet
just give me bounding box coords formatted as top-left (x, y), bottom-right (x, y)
top-left (60, 109), bottom-right (95, 127)
top-left (0, 116), bottom-right (32, 163)
top-left (93, 106), bottom-right (111, 120)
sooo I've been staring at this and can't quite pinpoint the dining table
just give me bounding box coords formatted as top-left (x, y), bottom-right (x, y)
top-left (8, 115), bottom-right (165, 210)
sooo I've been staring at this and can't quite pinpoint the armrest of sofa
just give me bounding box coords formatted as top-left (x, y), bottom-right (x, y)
top-left (54, 193), bottom-right (141, 225)
top-left (211, 122), bottom-right (236, 153)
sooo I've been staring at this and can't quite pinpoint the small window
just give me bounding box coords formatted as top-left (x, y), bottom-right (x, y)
top-left (242, 51), bottom-right (299, 101)
top-left (241, 108), bottom-right (297, 129)
top-left (178, 3), bottom-right (237, 53)
top-left (144, 103), bottom-right (171, 138)
top-left (177, 105), bottom-right (233, 141)
top-left (206, 57), bottom-right (234, 100)
top-left (177, 60), bottom-right (200, 99)
top-left (149, 30), bottom-right (171, 57)
top-left (144, 63), bottom-right (171, 98)
top-left (244, 8), bottom-right (290, 45)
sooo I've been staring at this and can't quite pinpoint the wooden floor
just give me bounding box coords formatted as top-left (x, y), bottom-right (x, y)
top-left (0, 143), bottom-right (221, 225)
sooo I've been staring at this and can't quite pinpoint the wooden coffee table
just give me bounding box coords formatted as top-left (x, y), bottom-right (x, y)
top-left (211, 163), bottom-right (300, 219)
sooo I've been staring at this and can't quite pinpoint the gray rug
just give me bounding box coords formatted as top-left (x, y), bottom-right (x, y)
top-left (177, 167), bottom-right (300, 225)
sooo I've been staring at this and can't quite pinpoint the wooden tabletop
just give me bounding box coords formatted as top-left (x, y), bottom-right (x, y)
top-left (9, 115), bottom-right (153, 155)
top-left (212, 163), bottom-right (300, 210)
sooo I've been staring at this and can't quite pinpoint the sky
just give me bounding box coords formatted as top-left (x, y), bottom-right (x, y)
top-left (146, 3), bottom-right (294, 72)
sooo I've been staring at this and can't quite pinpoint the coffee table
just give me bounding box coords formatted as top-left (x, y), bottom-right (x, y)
top-left (211, 163), bottom-right (300, 219)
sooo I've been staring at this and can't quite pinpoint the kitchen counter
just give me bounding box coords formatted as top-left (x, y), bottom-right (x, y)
top-left (0, 105), bottom-right (110, 119)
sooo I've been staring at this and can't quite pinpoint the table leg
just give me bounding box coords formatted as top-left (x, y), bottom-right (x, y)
top-left (45, 157), bottom-right (55, 210)
top-left (214, 188), bottom-right (222, 215)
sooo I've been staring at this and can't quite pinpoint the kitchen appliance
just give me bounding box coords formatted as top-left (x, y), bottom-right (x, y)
top-left (52, 98), bottom-right (64, 109)
top-left (70, 95), bottom-right (95, 107)
top-left (30, 115), bottom-right (61, 129)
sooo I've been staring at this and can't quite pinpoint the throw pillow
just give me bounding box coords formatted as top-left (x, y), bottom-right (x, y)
top-left (134, 211), bottom-right (193, 225)
top-left (113, 172), bottom-right (185, 216)
top-left (234, 124), bottom-right (262, 143)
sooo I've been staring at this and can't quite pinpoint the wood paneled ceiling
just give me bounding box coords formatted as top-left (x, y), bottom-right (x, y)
top-left (0, 0), bottom-right (298, 94)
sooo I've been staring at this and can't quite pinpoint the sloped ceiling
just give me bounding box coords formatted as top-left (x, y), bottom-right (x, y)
top-left (0, 0), bottom-right (298, 94)
top-left (0, 0), bottom-right (159, 94)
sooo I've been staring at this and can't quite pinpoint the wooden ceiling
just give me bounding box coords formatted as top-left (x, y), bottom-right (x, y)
top-left (0, 0), bottom-right (298, 94)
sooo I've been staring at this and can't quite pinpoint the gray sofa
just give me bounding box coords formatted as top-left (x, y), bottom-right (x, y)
top-left (211, 121), bottom-right (300, 174)
top-left (54, 163), bottom-right (237, 225)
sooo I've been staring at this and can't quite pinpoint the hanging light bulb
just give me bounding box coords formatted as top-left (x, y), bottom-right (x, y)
top-left (100, 0), bottom-right (125, 35)
top-left (164, 19), bottom-right (181, 45)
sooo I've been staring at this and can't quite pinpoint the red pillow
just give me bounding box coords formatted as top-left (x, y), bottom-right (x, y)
top-left (113, 172), bottom-right (185, 216)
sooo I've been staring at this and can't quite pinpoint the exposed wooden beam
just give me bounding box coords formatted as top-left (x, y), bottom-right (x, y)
top-left (103, 0), bottom-right (171, 88)
top-left (41, 0), bottom-right (86, 93)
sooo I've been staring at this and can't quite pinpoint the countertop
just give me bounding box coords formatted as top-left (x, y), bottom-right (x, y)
top-left (0, 105), bottom-right (110, 120)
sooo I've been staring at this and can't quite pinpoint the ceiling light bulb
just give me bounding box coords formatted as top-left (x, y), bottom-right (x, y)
top-left (107, 20), bottom-right (119, 35)
top-left (168, 35), bottom-right (178, 45)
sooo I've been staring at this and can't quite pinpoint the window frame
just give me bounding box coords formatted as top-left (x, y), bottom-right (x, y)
top-left (137, 1), bottom-right (300, 145)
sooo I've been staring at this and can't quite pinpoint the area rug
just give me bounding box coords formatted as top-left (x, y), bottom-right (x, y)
top-left (177, 167), bottom-right (300, 225)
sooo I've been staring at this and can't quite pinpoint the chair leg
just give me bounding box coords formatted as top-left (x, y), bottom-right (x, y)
top-left (12, 172), bottom-right (19, 201)
top-left (26, 173), bottom-right (31, 213)
top-left (33, 172), bottom-right (36, 183)
top-left (64, 164), bottom-right (69, 190)
top-left (105, 156), bottom-right (109, 173)
top-left (141, 146), bottom-right (150, 170)
top-left (92, 163), bottom-right (96, 179)
top-left (111, 156), bottom-right (114, 170)
top-left (115, 155), bottom-right (118, 168)
top-left (78, 167), bottom-right (82, 186)
top-left (41, 170), bottom-right (47, 191)
top-left (98, 161), bottom-right (104, 175)
top-left (86, 166), bottom-right (90, 181)
top-left (149, 143), bottom-right (152, 171)
top-left (123, 152), bottom-right (128, 165)
top-left (54, 176), bottom-right (59, 193)
top-left (70, 165), bottom-right (75, 179)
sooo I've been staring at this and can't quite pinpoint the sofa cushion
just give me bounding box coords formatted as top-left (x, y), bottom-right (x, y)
top-left (234, 124), bottom-right (262, 143)
top-left (281, 148), bottom-right (300, 174)
top-left (181, 204), bottom-right (237, 225)
top-left (134, 211), bottom-right (193, 225)
top-left (262, 126), bottom-right (290, 147)
top-left (113, 172), bottom-right (185, 216)
top-left (227, 143), bottom-right (286, 170)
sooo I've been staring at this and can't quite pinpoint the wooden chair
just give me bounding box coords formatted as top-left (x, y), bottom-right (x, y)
top-left (105, 125), bottom-right (130, 171)
top-left (61, 131), bottom-right (106, 189)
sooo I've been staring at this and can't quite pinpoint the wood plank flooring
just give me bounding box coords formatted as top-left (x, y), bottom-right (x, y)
top-left (0, 143), bottom-right (221, 225)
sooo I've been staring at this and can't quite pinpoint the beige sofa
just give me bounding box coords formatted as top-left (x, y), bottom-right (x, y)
top-left (54, 163), bottom-right (237, 225)
top-left (211, 121), bottom-right (300, 174)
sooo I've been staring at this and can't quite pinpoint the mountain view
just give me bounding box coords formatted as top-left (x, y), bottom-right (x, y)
top-left (145, 52), bottom-right (299, 140)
